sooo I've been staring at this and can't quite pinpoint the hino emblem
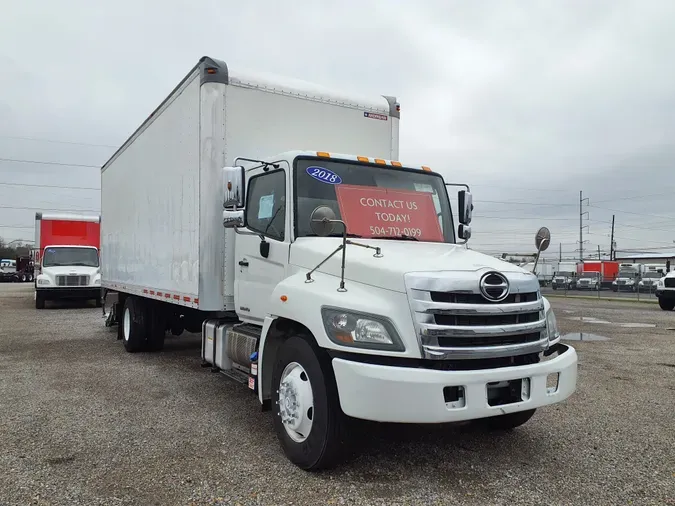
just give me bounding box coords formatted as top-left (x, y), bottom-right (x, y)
top-left (479, 271), bottom-right (510, 302)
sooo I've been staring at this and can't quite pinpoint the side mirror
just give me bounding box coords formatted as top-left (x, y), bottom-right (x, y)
top-left (223, 209), bottom-right (244, 228)
top-left (310, 206), bottom-right (337, 237)
top-left (223, 166), bottom-right (245, 208)
top-left (458, 224), bottom-right (471, 240)
top-left (458, 190), bottom-right (473, 225)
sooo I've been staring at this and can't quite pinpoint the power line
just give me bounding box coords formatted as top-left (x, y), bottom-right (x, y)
top-left (0, 135), bottom-right (117, 149)
top-left (592, 191), bottom-right (675, 204)
top-left (477, 199), bottom-right (576, 207)
top-left (0, 157), bottom-right (100, 168)
top-left (589, 204), bottom-right (674, 221)
top-left (0, 181), bottom-right (99, 191)
top-left (0, 225), bottom-right (33, 229)
top-left (473, 215), bottom-right (578, 221)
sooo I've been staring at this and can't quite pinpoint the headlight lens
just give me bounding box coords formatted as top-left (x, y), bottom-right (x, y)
top-left (546, 308), bottom-right (560, 345)
top-left (321, 307), bottom-right (405, 351)
top-left (658, 279), bottom-right (664, 287)
top-left (37, 278), bottom-right (50, 286)
top-left (612, 280), bottom-right (617, 284)
top-left (94, 278), bottom-right (101, 285)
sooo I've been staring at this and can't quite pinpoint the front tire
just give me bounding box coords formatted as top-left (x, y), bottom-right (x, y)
top-left (35, 293), bottom-right (45, 310)
top-left (481, 409), bottom-right (536, 431)
top-left (271, 336), bottom-right (345, 471)
top-left (658, 298), bottom-right (675, 311)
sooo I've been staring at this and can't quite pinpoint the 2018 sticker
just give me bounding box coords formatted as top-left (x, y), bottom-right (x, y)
top-left (306, 166), bottom-right (342, 185)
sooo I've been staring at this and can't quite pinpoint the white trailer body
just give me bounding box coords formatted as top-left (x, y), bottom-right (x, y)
top-left (101, 57), bottom-right (399, 311)
top-left (101, 56), bottom-right (577, 471)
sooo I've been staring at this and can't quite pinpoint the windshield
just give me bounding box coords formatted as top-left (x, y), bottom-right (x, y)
top-left (618, 269), bottom-right (637, 277)
top-left (643, 271), bottom-right (662, 278)
top-left (556, 272), bottom-right (574, 277)
top-left (43, 247), bottom-right (99, 267)
top-left (294, 158), bottom-right (455, 243)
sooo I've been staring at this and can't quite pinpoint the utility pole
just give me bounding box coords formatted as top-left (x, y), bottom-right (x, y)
top-left (559, 243), bottom-right (562, 262)
top-left (610, 214), bottom-right (616, 261)
top-left (598, 245), bottom-right (601, 260)
top-left (579, 190), bottom-right (589, 262)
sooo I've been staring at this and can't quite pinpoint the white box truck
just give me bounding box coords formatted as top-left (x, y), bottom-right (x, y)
top-left (101, 56), bottom-right (577, 470)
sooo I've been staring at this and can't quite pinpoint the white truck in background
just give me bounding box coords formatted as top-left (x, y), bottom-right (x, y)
top-left (34, 212), bottom-right (102, 309)
top-left (612, 262), bottom-right (645, 292)
top-left (100, 56), bottom-right (577, 470)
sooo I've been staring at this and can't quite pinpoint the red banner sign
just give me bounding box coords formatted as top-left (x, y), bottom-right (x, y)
top-left (335, 185), bottom-right (444, 242)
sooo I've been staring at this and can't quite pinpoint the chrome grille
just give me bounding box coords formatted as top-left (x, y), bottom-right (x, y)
top-left (56, 275), bottom-right (89, 286)
top-left (405, 270), bottom-right (548, 360)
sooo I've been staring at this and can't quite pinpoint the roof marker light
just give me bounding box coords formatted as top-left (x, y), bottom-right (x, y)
top-left (421, 166), bottom-right (432, 172)
top-left (317, 151), bottom-right (331, 158)
top-left (357, 156), bottom-right (369, 162)
top-left (374, 158), bottom-right (386, 165)
top-left (391, 161), bottom-right (402, 167)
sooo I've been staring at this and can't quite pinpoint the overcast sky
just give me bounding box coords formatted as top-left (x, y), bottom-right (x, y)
top-left (1, 0), bottom-right (673, 260)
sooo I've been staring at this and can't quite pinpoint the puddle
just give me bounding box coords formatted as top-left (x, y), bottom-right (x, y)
top-left (618, 323), bottom-right (656, 328)
top-left (566, 317), bottom-right (611, 324)
top-left (561, 332), bottom-right (610, 341)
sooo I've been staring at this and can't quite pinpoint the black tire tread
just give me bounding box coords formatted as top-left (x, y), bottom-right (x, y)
top-left (482, 408), bottom-right (536, 431)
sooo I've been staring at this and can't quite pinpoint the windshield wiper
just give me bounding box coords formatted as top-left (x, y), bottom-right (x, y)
top-left (377, 235), bottom-right (419, 241)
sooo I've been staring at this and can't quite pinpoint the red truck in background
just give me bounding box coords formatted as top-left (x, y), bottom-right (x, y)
top-left (34, 212), bottom-right (102, 309)
top-left (577, 261), bottom-right (619, 290)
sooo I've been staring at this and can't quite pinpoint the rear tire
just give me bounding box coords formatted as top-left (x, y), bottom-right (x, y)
top-left (271, 336), bottom-right (345, 471)
top-left (145, 303), bottom-right (166, 352)
top-left (122, 297), bottom-right (147, 352)
top-left (658, 298), bottom-right (675, 311)
top-left (481, 409), bottom-right (536, 431)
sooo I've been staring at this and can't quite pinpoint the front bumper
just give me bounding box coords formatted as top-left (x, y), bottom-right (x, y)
top-left (332, 344), bottom-right (577, 424)
top-left (36, 287), bottom-right (100, 300)
top-left (656, 288), bottom-right (675, 300)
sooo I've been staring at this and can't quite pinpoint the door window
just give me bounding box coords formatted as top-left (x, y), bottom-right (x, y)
top-left (245, 170), bottom-right (286, 241)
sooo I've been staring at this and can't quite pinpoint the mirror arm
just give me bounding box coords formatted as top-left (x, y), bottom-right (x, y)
top-left (305, 245), bottom-right (344, 284)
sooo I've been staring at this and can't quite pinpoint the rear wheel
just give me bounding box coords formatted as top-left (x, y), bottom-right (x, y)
top-left (145, 303), bottom-right (166, 352)
top-left (481, 409), bottom-right (536, 431)
top-left (122, 297), bottom-right (147, 352)
top-left (658, 298), bottom-right (675, 311)
top-left (271, 336), bottom-right (345, 471)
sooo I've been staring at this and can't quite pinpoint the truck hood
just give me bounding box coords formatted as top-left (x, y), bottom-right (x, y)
top-left (41, 265), bottom-right (100, 276)
top-left (290, 238), bottom-right (531, 293)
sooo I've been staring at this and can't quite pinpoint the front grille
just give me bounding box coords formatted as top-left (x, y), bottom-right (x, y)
top-left (56, 275), bottom-right (89, 286)
top-left (437, 332), bottom-right (542, 348)
top-left (618, 280), bottom-right (626, 285)
top-left (665, 278), bottom-right (675, 288)
top-left (406, 271), bottom-right (547, 361)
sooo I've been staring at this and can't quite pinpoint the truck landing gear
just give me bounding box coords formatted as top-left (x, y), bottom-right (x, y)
top-left (271, 336), bottom-right (345, 471)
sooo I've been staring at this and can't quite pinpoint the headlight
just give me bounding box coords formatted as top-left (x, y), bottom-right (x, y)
top-left (657, 279), bottom-right (664, 287)
top-left (37, 278), bottom-right (50, 286)
top-left (612, 280), bottom-right (617, 285)
top-left (638, 281), bottom-right (644, 285)
top-left (546, 307), bottom-right (560, 345)
top-left (321, 307), bottom-right (405, 351)
top-left (94, 278), bottom-right (101, 285)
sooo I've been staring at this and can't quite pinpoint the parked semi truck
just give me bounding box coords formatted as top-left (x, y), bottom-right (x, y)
top-left (34, 212), bottom-right (101, 309)
top-left (551, 261), bottom-right (579, 290)
top-left (100, 56), bottom-right (577, 470)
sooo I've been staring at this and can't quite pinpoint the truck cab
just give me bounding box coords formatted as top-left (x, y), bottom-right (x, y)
top-left (656, 270), bottom-right (675, 310)
top-left (206, 150), bottom-right (578, 469)
top-left (35, 245), bottom-right (102, 309)
top-left (577, 271), bottom-right (601, 290)
top-left (612, 263), bottom-right (644, 292)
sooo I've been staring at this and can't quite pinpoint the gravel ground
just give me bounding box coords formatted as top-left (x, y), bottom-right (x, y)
top-left (0, 283), bottom-right (673, 505)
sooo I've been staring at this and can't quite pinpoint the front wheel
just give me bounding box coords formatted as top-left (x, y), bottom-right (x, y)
top-left (271, 336), bottom-right (345, 471)
top-left (481, 409), bottom-right (536, 431)
top-left (658, 298), bottom-right (675, 311)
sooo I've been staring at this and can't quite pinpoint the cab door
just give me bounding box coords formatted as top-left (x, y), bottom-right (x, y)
top-left (235, 169), bottom-right (290, 324)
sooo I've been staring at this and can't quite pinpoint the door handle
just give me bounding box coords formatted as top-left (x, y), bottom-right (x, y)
top-left (239, 260), bottom-right (249, 267)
